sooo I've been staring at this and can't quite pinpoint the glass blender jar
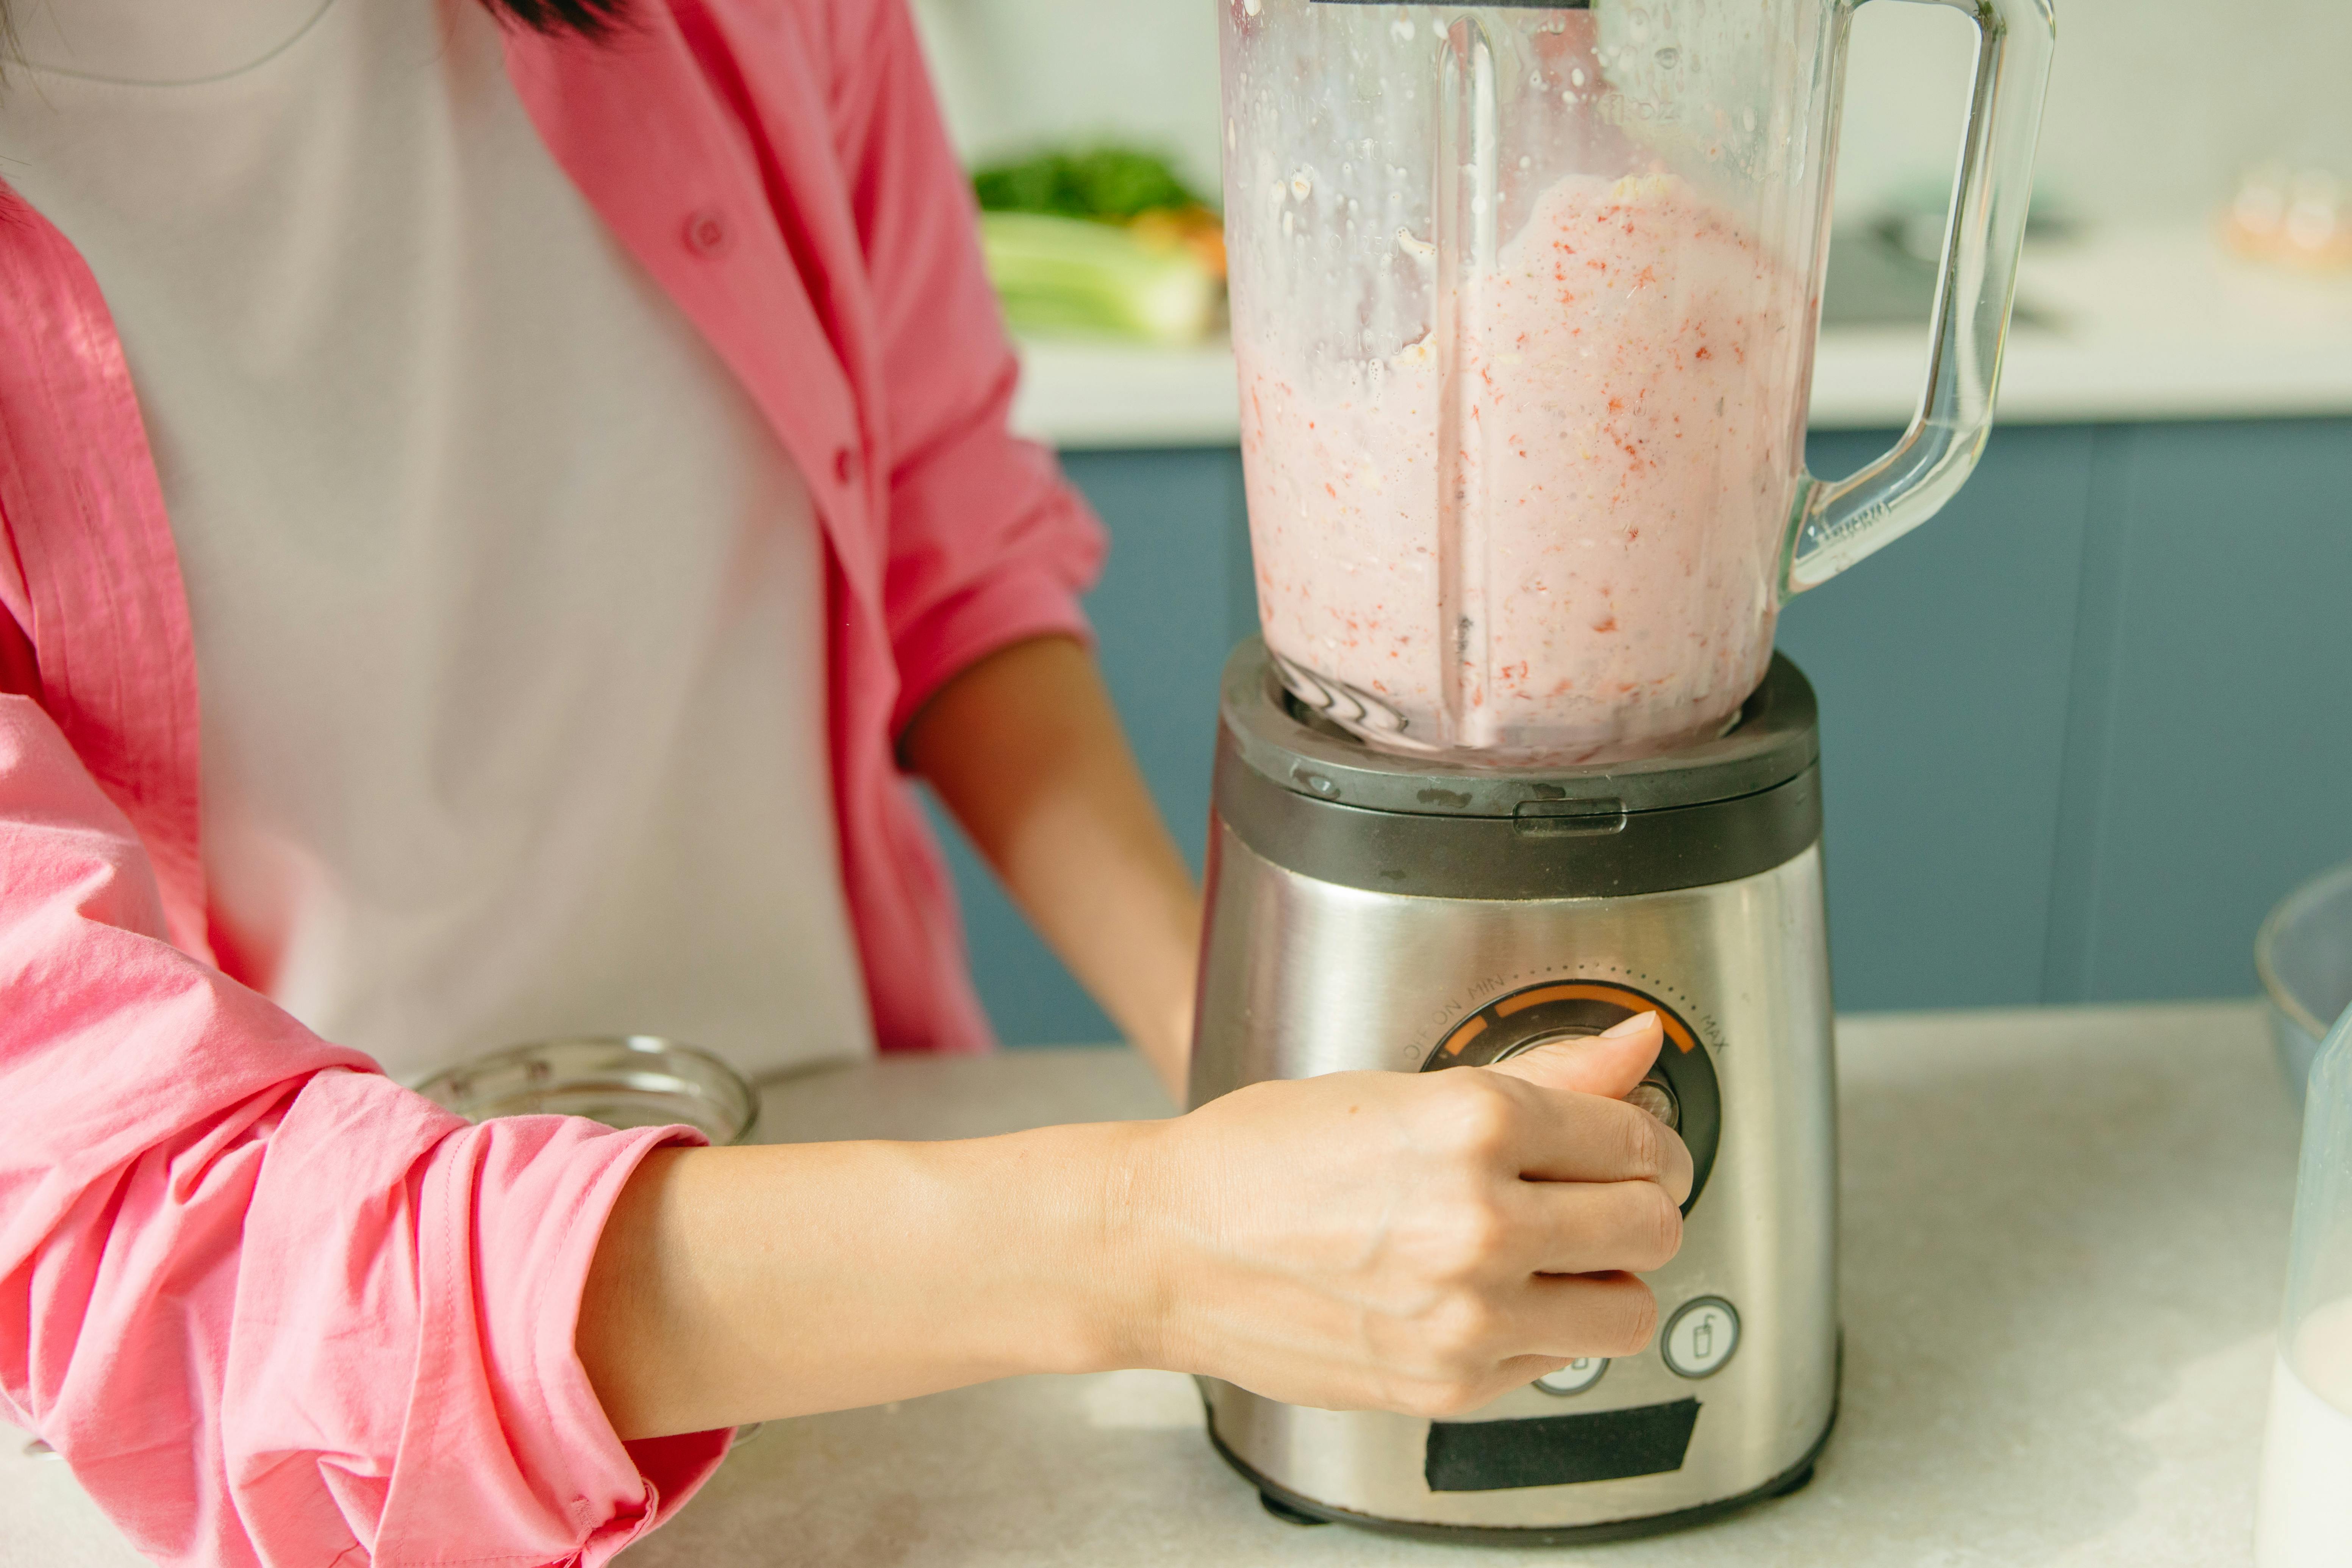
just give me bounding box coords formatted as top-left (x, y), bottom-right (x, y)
top-left (1224, 0), bottom-right (2054, 763)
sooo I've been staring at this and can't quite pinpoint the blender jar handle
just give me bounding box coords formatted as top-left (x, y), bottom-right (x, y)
top-left (1780, 0), bottom-right (2057, 599)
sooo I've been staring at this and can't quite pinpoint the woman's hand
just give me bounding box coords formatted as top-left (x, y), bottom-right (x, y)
top-left (578, 1015), bottom-right (1686, 1438)
top-left (1125, 1012), bottom-right (1689, 1416)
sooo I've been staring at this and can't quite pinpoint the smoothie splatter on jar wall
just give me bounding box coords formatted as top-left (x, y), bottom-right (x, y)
top-left (1225, 0), bottom-right (1830, 764)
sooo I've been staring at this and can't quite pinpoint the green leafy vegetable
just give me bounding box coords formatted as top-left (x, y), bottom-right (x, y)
top-left (973, 147), bottom-right (1208, 223)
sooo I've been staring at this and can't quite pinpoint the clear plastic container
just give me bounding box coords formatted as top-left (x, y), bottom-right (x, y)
top-left (2257, 1001), bottom-right (2352, 1566)
top-left (2258, 860), bottom-right (2352, 1108)
top-left (1223, 0), bottom-right (2054, 763)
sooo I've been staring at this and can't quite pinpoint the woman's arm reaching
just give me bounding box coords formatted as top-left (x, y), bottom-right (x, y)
top-left (577, 1010), bottom-right (1687, 1439)
top-left (903, 635), bottom-right (1203, 1096)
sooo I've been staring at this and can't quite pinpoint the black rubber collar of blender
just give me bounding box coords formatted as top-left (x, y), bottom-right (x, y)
top-left (1219, 638), bottom-right (1820, 817)
top-left (1213, 641), bottom-right (1824, 900)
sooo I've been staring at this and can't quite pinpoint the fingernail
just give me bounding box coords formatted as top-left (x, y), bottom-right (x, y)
top-left (1599, 1011), bottom-right (1659, 1039)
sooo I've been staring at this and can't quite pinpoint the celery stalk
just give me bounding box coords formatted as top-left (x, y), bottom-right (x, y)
top-left (979, 212), bottom-right (1217, 347)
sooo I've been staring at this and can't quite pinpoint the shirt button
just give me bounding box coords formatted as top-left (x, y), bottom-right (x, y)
top-left (682, 209), bottom-right (731, 257)
top-left (834, 445), bottom-right (860, 485)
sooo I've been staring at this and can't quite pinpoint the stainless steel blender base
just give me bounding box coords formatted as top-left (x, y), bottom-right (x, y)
top-left (1187, 643), bottom-right (1839, 1536)
top-left (1209, 1362), bottom-right (1838, 1546)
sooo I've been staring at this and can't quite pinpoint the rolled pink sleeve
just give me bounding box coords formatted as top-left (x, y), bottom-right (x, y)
top-left (0, 693), bottom-right (730, 1566)
top-left (828, 0), bottom-right (1111, 737)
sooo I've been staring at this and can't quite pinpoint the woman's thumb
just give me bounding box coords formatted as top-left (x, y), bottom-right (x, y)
top-left (1483, 1012), bottom-right (1663, 1099)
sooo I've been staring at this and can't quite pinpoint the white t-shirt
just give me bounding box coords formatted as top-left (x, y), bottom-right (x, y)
top-left (0, 0), bottom-right (878, 1080)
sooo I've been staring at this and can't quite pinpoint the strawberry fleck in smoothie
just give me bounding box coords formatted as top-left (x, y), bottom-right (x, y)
top-left (1239, 171), bottom-right (1814, 764)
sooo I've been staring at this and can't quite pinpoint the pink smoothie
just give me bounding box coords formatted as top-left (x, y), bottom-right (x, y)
top-left (1239, 171), bottom-right (1815, 763)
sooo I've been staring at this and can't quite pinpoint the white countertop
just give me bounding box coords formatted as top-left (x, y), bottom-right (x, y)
top-left (1, 1000), bottom-right (2303, 1567)
top-left (1011, 225), bottom-right (2352, 448)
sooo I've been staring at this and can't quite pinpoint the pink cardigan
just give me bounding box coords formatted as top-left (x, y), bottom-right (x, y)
top-left (0, 0), bottom-right (1105, 1561)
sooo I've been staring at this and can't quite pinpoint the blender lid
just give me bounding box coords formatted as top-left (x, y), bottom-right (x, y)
top-left (1220, 638), bottom-right (1819, 821)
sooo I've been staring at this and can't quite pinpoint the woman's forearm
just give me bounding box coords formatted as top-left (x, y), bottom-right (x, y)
top-left (577, 1019), bottom-right (1686, 1442)
top-left (902, 635), bottom-right (1202, 1096)
top-left (576, 1122), bottom-right (1166, 1438)
top-left (580, 639), bottom-right (1202, 1435)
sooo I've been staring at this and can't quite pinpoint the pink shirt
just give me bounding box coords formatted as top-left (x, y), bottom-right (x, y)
top-left (0, 0), bottom-right (1105, 1561)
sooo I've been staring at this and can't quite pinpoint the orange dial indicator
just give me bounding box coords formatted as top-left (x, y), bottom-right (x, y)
top-left (1438, 1015), bottom-right (1489, 1058)
top-left (1491, 982), bottom-right (1699, 1054)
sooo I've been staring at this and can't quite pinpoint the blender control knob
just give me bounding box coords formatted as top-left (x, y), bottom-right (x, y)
top-left (1424, 980), bottom-right (1721, 1215)
top-left (1627, 1074), bottom-right (1681, 1130)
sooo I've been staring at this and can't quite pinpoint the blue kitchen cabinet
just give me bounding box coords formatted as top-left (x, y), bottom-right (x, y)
top-left (1793, 418), bottom-right (2352, 1010)
top-left (2044, 420), bottom-right (2352, 1002)
top-left (1775, 424), bottom-right (2098, 1010)
top-left (934, 419), bottom-right (2352, 1044)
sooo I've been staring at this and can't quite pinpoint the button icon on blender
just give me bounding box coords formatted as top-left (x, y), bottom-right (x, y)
top-left (1662, 1297), bottom-right (1739, 1379)
top-left (1533, 1357), bottom-right (1608, 1396)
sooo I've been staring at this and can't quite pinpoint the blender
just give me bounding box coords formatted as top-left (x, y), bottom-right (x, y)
top-left (1189, 0), bottom-right (2054, 1540)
